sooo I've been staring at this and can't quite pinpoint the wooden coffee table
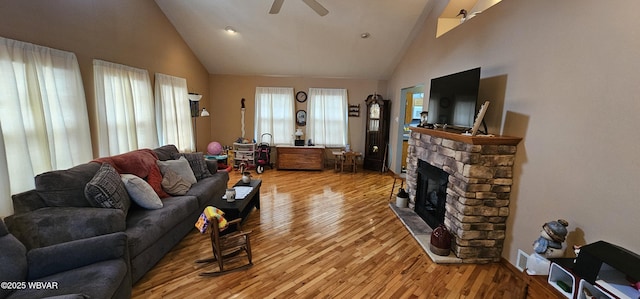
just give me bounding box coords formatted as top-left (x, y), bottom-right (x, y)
top-left (211, 179), bottom-right (261, 224)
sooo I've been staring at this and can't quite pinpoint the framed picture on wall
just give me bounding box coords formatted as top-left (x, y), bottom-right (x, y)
top-left (296, 110), bottom-right (307, 126)
top-left (348, 104), bottom-right (360, 117)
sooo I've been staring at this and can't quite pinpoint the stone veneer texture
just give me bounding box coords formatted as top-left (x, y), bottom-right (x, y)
top-left (406, 131), bottom-right (517, 263)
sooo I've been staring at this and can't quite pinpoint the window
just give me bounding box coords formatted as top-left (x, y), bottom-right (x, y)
top-left (307, 88), bottom-right (348, 147)
top-left (0, 37), bottom-right (92, 215)
top-left (93, 60), bottom-right (158, 156)
top-left (154, 73), bottom-right (193, 152)
top-left (254, 87), bottom-right (295, 145)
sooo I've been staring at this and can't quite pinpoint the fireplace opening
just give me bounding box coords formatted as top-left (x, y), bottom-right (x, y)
top-left (415, 160), bottom-right (449, 229)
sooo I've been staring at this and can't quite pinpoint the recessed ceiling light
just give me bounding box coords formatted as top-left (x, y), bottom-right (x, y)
top-left (224, 26), bottom-right (237, 34)
top-left (360, 32), bottom-right (370, 39)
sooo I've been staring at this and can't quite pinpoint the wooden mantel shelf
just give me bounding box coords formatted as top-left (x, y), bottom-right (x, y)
top-left (410, 126), bottom-right (522, 146)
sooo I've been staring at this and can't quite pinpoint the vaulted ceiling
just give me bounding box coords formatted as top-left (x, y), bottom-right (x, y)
top-left (154, 0), bottom-right (435, 80)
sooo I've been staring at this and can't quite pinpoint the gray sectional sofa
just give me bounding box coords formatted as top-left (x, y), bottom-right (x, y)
top-left (0, 219), bottom-right (131, 299)
top-left (2, 144), bottom-right (229, 298)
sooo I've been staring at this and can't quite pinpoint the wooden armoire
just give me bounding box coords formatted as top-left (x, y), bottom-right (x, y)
top-left (363, 94), bottom-right (390, 172)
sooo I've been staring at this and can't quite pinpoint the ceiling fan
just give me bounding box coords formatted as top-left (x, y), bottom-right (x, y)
top-left (269, 0), bottom-right (329, 16)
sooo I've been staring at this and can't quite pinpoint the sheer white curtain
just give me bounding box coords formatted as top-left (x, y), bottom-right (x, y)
top-left (254, 87), bottom-right (295, 145)
top-left (94, 59), bottom-right (158, 156)
top-left (0, 123), bottom-right (10, 217)
top-left (307, 88), bottom-right (348, 147)
top-left (0, 37), bottom-right (92, 216)
top-left (154, 73), bottom-right (193, 152)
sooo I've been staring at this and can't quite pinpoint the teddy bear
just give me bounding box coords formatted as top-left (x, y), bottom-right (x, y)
top-left (532, 219), bottom-right (569, 258)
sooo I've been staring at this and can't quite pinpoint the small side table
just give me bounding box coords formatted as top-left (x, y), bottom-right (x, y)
top-left (332, 151), bottom-right (362, 173)
top-left (211, 179), bottom-right (261, 225)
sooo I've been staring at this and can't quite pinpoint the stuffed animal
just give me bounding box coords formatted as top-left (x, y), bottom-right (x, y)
top-left (533, 219), bottom-right (569, 258)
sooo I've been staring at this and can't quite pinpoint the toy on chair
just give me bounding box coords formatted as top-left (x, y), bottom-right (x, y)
top-left (195, 206), bottom-right (228, 234)
top-left (195, 206), bottom-right (253, 276)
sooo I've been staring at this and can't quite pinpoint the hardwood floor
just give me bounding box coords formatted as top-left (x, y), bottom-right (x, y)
top-left (132, 169), bottom-right (533, 298)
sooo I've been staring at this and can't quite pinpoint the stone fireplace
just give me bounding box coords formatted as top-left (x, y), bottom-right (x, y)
top-left (406, 127), bottom-right (521, 263)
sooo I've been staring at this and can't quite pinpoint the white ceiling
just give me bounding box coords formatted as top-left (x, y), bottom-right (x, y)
top-left (154, 0), bottom-right (434, 80)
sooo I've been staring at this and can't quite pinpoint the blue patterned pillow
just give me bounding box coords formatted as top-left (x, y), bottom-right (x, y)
top-left (84, 163), bottom-right (131, 215)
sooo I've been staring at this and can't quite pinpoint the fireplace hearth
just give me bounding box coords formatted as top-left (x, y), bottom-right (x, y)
top-left (405, 127), bottom-right (521, 263)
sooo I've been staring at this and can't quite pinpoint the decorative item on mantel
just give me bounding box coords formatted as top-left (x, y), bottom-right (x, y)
top-left (418, 111), bottom-right (431, 128)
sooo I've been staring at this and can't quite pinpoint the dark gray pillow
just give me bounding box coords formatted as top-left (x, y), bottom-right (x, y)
top-left (35, 162), bottom-right (101, 207)
top-left (153, 144), bottom-right (179, 161)
top-left (172, 152), bottom-right (212, 180)
top-left (84, 163), bottom-right (131, 215)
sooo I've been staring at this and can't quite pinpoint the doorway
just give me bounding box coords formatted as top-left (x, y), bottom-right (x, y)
top-left (395, 85), bottom-right (424, 174)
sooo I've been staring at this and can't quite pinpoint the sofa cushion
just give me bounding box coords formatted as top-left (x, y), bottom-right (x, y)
top-left (125, 195), bottom-right (199, 257)
top-left (172, 152), bottom-right (212, 180)
top-left (157, 156), bottom-right (197, 184)
top-left (161, 170), bottom-right (192, 196)
top-left (6, 259), bottom-right (127, 299)
top-left (35, 162), bottom-right (101, 207)
top-left (84, 163), bottom-right (131, 216)
top-left (0, 220), bottom-right (28, 299)
top-left (121, 174), bottom-right (163, 210)
top-left (5, 207), bottom-right (126, 250)
top-left (10, 190), bottom-right (47, 215)
top-left (205, 159), bottom-right (219, 175)
top-left (186, 171), bottom-right (229, 207)
top-left (153, 144), bottom-right (179, 161)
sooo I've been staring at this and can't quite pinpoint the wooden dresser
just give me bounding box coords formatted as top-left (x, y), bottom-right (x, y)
top-left (276, 145), bottom-right (325, 170)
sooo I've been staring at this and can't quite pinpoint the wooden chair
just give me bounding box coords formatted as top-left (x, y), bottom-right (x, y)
top-left (342, 151), bottom-right (362, 173)
top-left (332, 150), bottom-right (345, 171)
top-left (196, 217), bottom-right (253, 276)
top-left (389, 172), bottom-right (407, 200)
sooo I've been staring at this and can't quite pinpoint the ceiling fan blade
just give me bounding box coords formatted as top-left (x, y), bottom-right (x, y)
top-left (302, 0), bottom-right (328, 16)
top-left (269, 0), bottom-right (284, 14)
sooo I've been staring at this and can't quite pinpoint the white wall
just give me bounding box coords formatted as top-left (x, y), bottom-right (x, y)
top-left (387, 0), bottom-right (640, 265)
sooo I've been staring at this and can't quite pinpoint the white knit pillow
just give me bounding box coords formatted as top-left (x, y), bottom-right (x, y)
top-left (120, 174), bottom-right (163, 209)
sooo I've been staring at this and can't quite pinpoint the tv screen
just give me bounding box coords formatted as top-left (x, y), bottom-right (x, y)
top-left (427, 67), bottom-right (481, 130)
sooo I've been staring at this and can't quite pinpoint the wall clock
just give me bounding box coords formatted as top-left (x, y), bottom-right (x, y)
top-left (296, 91), bottom-right (307, 103)
top-left (296, 110), bottom-right (307, 126)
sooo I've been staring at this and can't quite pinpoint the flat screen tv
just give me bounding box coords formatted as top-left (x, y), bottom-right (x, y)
top-left (426, 67), bottom-right (481, 130)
